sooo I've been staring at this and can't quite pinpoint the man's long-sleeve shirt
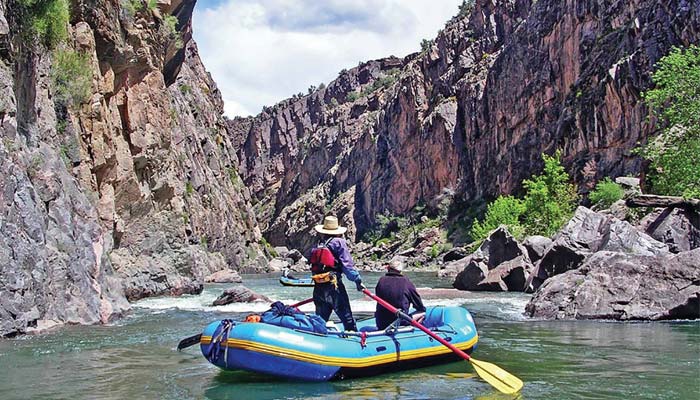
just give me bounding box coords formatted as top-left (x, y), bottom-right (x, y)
top-left (374, 271), bottom-right (425, 330)
top-left (325, 237), bottom-right (361, 282)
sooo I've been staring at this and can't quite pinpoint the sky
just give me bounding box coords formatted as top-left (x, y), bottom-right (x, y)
top-left (192, 0), bottom-right (463, 117)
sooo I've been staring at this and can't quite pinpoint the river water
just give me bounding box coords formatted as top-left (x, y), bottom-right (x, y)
top-left (0, 272), bottom-right (698, 399)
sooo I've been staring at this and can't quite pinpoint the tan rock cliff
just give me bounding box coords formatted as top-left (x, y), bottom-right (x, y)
top-left (0, 0), bottom-right (264, 337)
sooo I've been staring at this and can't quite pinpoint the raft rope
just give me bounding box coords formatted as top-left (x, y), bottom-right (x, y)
top-left (360, 331), bottom-right (367, 348)
top-left (206, 319), bottom-right (235, 367)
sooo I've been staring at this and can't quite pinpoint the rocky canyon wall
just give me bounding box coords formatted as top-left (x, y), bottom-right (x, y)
top-left (0, 0), bottom-right (264, 337)
top-left (230, 0), bottom-right (699, 251)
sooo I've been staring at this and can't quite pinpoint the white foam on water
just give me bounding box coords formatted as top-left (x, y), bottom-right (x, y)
top-left (133, 294), bottom-right (216, 311)
top-left (131, 287), bottom-right (531, 321)
top-left (132, 293), bottom-right (317, 313)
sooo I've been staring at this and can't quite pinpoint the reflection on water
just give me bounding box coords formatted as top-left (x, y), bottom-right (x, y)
top-left (0, 273), bottom-right (698, 399)
top-left (203, 364), bottom-right (490, 400)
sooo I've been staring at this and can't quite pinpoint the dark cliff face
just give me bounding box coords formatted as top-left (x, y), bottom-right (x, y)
top-left (230, 0), bottom-right (699, 250)
top-left (0, 0), bottom-right (264, 337)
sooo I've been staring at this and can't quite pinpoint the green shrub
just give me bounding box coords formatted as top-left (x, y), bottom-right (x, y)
top-left (51, 49), bottom-right (92, 108)
top-left (130, 0), bottom-right (144, 13)
top-left (643, 134), bottom-right (700, 198)
top-left (470, 152), bottom-right (578, 241)
top-left (121, 0), bottom-right (156, 16)
top-left (429, 244), bottom-right (440, 259)
top-left (643, 45), bottom-right (700, 130)
top-left (228, 167), bottom-right (241, 186)
top-left (420, 39), bottom-right (433, 52)
top-left (522, 151), bottom-right (578, 236)
top-left (260, 237), bottom-right (278, 257)
top-left (346, 91), bottom-right (361, 102)
top-left (179, 84), bottom-right (192, 94)
top-left (589, 177), bottom-right (624, 209)
top-left (638, 45), bottom-right (700, 198)
top-left (362, 74), bottom-right (397, 95)
top-left (164, 14), bottom-right (178, 36)
top-left (470, 195), bottom-right (525, 243)
top-left (457, 0), bottom-right (475, 17)
top-left (375, 237), bottom-right (392, 247)
top-left (21, 0), bottom-right (69, 49)
top-left (162, 14), bottom-right (183, 48)
top-left (364, 213), bottom-right (407, 244)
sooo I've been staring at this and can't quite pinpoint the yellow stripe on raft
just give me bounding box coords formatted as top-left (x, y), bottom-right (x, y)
top-left (200, 335), bottom-right (478, 368)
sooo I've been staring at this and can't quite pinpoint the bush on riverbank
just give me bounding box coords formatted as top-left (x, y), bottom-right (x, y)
top-left (470, 196), bottom-right (525, 242)
top-left (639, 45), bottom-right (700, 199)
top-left (470, 151), bottom-right (578, 243)
top-left (589, 178), bottom-right (624, 209)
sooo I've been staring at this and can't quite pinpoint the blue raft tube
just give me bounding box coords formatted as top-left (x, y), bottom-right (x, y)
top-left (200, 306), bottom-right (478, 381)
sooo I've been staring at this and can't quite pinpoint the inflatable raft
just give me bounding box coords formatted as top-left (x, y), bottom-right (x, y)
top-left (279, 275), bottom-right (314, 287)
top-left (200, 306), bottom-right (478, 381)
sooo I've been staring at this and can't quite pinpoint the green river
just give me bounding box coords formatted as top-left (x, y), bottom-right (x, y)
top-left (0, 273), bottom-right (698, 399)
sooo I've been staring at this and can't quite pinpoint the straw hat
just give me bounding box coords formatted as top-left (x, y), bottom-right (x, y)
top-left (314, 216), bottom-right (347, 235)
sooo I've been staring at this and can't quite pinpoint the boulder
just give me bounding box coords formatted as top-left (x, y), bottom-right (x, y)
top-left (288, 258), bottom-right (310, 273)
top-left (442, 246), bottom-right (470, 262)
top-left (414, 228), bottom-right (441, 252)
top-left (204, 269), bottom-right (243, 283)
top-left (497, 257), bottom-right (531, 291)
top-left (454, 256), bottom-right (531, 291)
top-left (398, 247), bottom-right (418, 257)
top-left (453, 259), bottom-right (489, 290)
top-left (273, 246), bottom-right (290, 258)
top-left (111, 243), bottom-right (225, 301)
top-left (601, 199), bottom-right (629, 220)
top-left (450, 227), bottom-right (534, 291)
top-left (615, 177), bottom-right (641, 197)
top-left (525, 249), bottom-right (700, 321)
top-left (286, 249), bottom-right (305, 263)
top-left (638, 208), bottom-right (700, 253)
top-left (212, 286), bottom-right (272, 306)
top-left (528, 207), bottom-right (669, 291)
top-left (267, 258), bottom-right (290, 272)
top-left (480, 227), bottom-right (531, 268)
top-left (438, 255), bottom-right (478, 278)
top-left (522, 236), bottom-right (552, 263)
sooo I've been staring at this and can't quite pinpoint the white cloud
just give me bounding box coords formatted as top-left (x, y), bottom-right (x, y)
top-left (193, 0), bottom-right (463, 117)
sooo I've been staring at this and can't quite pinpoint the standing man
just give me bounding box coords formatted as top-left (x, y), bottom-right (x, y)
top-left (309, 215), bottom-right (365, 332)
top-left (374, 257), bottom-right (426, 330)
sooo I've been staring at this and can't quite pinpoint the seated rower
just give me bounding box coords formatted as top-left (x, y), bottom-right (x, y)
top-left (374, 257), bottom-right (426, 330)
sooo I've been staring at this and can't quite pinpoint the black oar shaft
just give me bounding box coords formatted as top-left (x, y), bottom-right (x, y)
top-left (177, 334), bottom-right (202, 351)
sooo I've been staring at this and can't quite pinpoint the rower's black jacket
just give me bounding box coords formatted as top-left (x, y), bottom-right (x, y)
top-left (374, 271), bottom-right (426, 330)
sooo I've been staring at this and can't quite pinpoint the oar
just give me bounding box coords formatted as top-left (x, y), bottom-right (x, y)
top-left (362, 289), bottom-right (523, 394)
top-left (176, 297), bottom-right (315, 351)
top-left (177, 333), bottom-right (202, 351)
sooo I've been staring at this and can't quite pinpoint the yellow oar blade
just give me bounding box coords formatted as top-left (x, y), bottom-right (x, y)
top-left (470, 357), bottom-right (523, 394)
top-left (444, 372), bottom-right (477, 379)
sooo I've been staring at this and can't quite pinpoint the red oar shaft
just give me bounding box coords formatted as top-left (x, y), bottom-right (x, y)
top-left (290, 297), bottom-right (314, 308)
top-left (362, 289), bottom-right (472, 361)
